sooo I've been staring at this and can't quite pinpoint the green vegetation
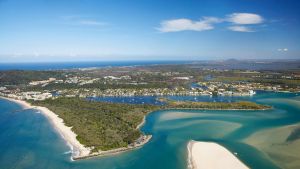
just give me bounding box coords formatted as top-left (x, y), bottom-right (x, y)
top-left (1, 64), bottom-right (299, 93)
top-left (212, 76), bottom-right (252, 82)
top-left (160, 98), bottom-right (271, 110)
top-left (0, 70), bottom-right (66, 85)
top-left (30, 82), bottom-right (170, 91)
top-left (31, 97), bottom-right (158, 151)
top-left (255, 79), bottom-right (300, 88)
top-left (30, 97), bottom-right (270, 152)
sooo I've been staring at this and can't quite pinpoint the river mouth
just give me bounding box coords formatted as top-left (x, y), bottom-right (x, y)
top-left (0, 91), bottom-right (299, 169)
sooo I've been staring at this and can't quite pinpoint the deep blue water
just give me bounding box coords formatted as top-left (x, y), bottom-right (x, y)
top-left (0, 61), bottom-right (191, 70)
top-left (0, 92), bottom-right (300, 169)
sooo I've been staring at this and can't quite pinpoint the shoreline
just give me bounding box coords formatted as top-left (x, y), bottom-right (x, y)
top-left (187, 140), bottom-right (249, 169)
top-left (136, 116), bottom-right (146, 130)
top-left (0, 96), bottom-right (91, 159)
top-left (73, 135), bottom-right (152, 160)
top-left (0, 96), bottom-right (152, 160)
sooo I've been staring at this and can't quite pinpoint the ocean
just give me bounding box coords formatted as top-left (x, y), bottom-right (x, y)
top-left (0, 61), bottom-right (191, 70)
top-left (1, 60), bottom-right (299, 71)
top-left (0, 91), bottom-right (300, 169)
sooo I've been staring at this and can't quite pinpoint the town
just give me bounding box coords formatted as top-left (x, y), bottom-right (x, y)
top-left (1, 63), bottom-right (299, 101)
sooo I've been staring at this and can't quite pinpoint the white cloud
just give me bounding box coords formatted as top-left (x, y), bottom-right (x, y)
top-left (227, 13), bottom-right (264, 25)
top-left (278, 48), bottom-right (288, 52)
top-left (78, 20), bottom-right (107, 26)
top-left (157, 13), bottom-right (265, 33)
top-left (228, 26), bottom-right (254, 32)
top-left (157, 17), bottom-right (221, 32)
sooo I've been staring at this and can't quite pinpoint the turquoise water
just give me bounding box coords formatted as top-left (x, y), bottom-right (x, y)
top-left (0, 91), bottom-right (300, 169)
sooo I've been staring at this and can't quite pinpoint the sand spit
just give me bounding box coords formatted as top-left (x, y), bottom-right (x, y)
top-left (187, 140), bottom-right (249, 169)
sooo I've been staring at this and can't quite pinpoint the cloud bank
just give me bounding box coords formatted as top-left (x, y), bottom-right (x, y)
top-left (278, 48), bottom-right (288, 52)
top-left (158, 13), bottom-right (264, 33)
top-left (228, 26), bottom-right (254, 32)
top-left (157, 17), bottom-right (221, 32)
top-left (227, 13), bottom-right (264, 25)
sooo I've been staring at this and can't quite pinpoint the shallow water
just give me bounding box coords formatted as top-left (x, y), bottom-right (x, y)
top-left (0, 91), bottom-right (299, 169)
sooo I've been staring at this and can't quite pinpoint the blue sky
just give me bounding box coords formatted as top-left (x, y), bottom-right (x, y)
top-left (0, 0), bottom-right (299, 62)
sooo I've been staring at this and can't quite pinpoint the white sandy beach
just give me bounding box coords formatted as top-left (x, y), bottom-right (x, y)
top-left (0, 96), bottom-right (91, 159)
top-left (187, 140), bottom-right (249, 169)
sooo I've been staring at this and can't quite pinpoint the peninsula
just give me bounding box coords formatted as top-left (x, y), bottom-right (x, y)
top-left (31, 97), bottom-right (269, 159)
top-left (1, 95), bottom-right (270, 160)
top-left (29, 97), bottom-right (157, 160)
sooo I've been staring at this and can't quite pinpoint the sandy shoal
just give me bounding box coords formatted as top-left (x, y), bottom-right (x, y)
top-left (187, 140), bottom-right (249, 169)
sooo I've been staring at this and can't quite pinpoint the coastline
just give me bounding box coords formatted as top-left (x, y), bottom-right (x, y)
top-left (0, 96), bottom-right (152, 160)
top-left (187, 140), bottom-right (249, 169)
top-left (136, 116), bottom-right (146, 129)
top-left (0, 96), bottom-right (91, 159)
top-left (73, 135), bottom-right (152, 160)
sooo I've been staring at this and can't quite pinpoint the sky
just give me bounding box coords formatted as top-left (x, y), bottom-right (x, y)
top-left (0, 0), bottom-right (300, 62)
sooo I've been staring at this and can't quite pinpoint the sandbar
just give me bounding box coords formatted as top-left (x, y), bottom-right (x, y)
top-left (187, 140), bottom-right (249, 169)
